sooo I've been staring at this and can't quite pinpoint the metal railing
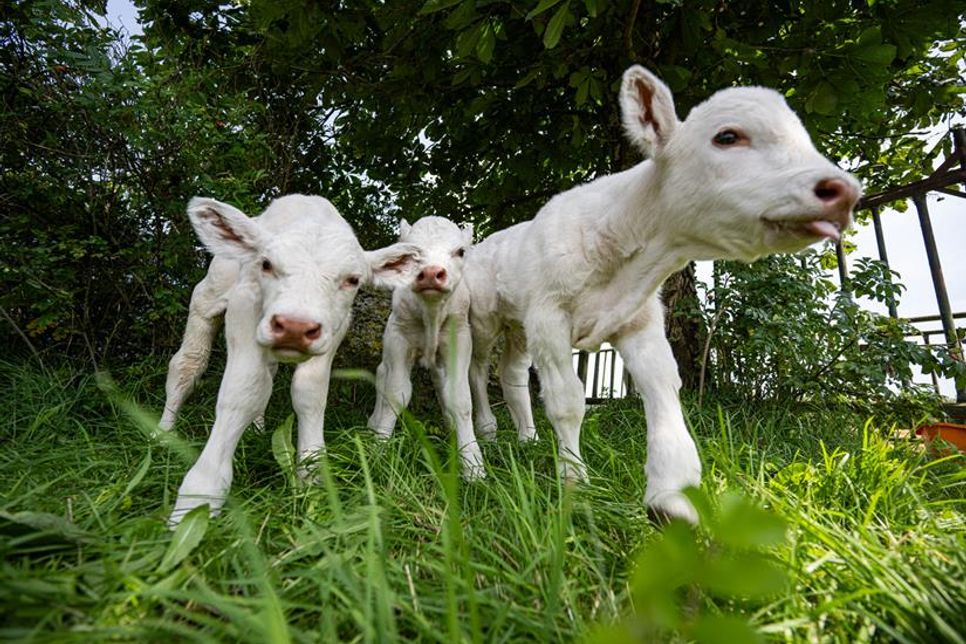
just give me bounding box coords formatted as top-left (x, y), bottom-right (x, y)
top-left (902, 312), bottom-right (966, 394)
top-left (841, 127), bottom-right (965, 402)
top-left (573, 347), bottom-right (627, 403)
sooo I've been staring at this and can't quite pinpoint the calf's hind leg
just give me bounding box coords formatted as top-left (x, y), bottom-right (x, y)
top-left (499, 330), bottom-right (537, 442)
top-left (160, 258), bottom-right (238, 430)
top-left (526, 311), bottom-right (586, 481)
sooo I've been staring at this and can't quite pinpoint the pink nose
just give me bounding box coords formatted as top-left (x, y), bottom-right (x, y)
top-left (269, 315), bottom-right (321, 352)
top-left (814, 178), bottom-right (860, 225)
top-left (415, 265), bottom-right (447, 291)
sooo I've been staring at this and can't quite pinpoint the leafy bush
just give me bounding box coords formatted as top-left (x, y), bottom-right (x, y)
top-left (696, 250), bottom-right (957, 407)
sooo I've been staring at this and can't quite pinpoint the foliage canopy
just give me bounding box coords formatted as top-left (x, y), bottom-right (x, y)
top-left (1, 0), bottom-right (963, 396)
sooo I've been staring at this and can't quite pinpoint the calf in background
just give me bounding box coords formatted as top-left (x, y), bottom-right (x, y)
top-left (367, 217), bottom-right (485, 479)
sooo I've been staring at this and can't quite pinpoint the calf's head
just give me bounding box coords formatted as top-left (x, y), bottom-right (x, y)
top-left (187, 196), bottom-right (419, 362)
top-left (398, 216), bottom-right (473, 300)
top-left (620, 66), bottom-right (861, 262)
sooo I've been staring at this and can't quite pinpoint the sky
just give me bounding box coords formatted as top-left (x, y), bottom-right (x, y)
top-left (98, 0), bottom-right (964, 398)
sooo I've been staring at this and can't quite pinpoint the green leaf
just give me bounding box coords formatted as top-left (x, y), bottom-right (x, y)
top-left (456, 22), bottom-right (484, 58)
top-left (713, 493), bottom-right (787, 549)
top-left (853, 44), bottom-right (897, 65)
top-left (632, 520), bottom-right (701, 596)
top-left (702, 553), bottom-right (789, 598)
top-left (159, 506), bottom-right (209, 573)
top-left (514, 67), bottom-right (542, 89)
top-left (418, 0), bottom-right (463, 15)
top-left (691, 614), bottom-right (764, 644)
top-left (0, 511), bottom-right (91, 544)
top-left (542, 2), bottom-right (570, 49)
top-left (808, 81), bottom-right (838, 115)
top-left (658, 64), bottom-right (693, 92)
top-left (575, 78), bottom-right (589, 105)
top-left (583, 0), bottom-right (598, 17)
top-left (272, 414), bottom-right (297, 484)
top-left (526, 0), bottom-right (566, 20)
top-left (476, 21), bottom-right (496, 63)
top-left (857, 26), bottom-right (882, 46)
top-left (121, 448), bottom-right (152, 499)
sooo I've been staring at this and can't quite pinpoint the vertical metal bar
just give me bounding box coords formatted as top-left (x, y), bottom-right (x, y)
top-left (835, 239), bottom-right (850, 295)
top-left (913, 194), bottom-right (965, 402)
top-left (609, 349), bottom-right (617, 399)
top-left (591, 349), bottom-right (602, 400)
top-left (577, 350), bottom-right (589, 398)
top-left (922, 332), bottom-right (940, 394)
top-left (953, 127), bottom-right (966, 168)
top-left (869, 205), bottom-right (898, 319)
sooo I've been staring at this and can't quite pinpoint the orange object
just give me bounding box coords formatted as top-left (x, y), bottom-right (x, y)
top-left (916, 423), bottom-right (966, 456)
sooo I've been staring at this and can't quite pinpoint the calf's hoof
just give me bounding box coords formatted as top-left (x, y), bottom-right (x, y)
top-left (474, 421), bottom-right (498, 441)
top-left (460, 445), bottom-right (487, 481)
top-left (168, 497), bottom-right (222, 529)
top-left (368, 423), bottom-right (395, 440)
top-left (645, 490), bottom-right (698, 525)
top-left (461, 462), bottom-right (487, 481)
top-left (558, 458), bottom-right (588, 485)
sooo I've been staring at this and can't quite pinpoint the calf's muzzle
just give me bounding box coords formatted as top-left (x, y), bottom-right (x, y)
top-left (414, 265), bottom-right (448, 292)
top-left (270, 314), bottom-right (322, 352)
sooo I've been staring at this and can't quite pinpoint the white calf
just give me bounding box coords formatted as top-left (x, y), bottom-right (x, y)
top-left (465, 66), bottom-right (860, 522)
top-left (168, 194), bottom-right (419, 525)
top-left (366, 217), bottom-right (485, 478)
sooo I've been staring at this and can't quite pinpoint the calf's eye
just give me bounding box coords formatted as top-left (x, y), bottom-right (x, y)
top-left (261, 259), bottom-right (273, 272)
top-left (713, 129), bottom-right (743, 147)
top-left (343, 275), bottom-right (361, 288)
top-left (454, 247), bottom-right (466, 258)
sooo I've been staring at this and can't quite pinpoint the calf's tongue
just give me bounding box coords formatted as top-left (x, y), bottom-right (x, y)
top-left (805, 220), bottom-right (840, 241)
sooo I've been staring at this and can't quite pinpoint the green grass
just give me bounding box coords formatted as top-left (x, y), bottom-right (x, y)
top-left (1, 360), bottom-right (964, 642)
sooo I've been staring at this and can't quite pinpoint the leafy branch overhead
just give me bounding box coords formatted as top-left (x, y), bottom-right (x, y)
top-left (1, 0), bottom-right (963, 372)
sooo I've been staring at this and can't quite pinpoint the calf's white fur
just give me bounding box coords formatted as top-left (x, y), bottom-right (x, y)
top-left (367, 217), bottom-right (485, 478)
top-left (464, 66), bottom-right (860, 522)
top-left (167, 194), bottom-right (418, 526)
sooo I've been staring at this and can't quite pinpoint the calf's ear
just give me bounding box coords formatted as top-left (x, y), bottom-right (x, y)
top-left (365, 243), bottom-right (422, 290)
top-left (620, 65), bottom-right (679, 158)
top-left (398, 218), bottom-right (412, 240)
top-left (187, 197), bottom-right (263, 262)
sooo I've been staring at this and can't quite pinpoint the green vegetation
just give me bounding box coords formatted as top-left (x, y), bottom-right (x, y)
top-left (2, 361), bottom-right (963, 641)
top-left (3, 2), bottom-right (966, 641)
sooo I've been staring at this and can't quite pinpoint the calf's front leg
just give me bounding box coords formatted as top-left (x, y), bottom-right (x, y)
top-left (438, 323), bottom-right (485, 480)
top-left (367, 324), bottom-right (415, 438)
top-left (612, 297), bottom-right (700, 524)
top-left (169, 349), bottom-right (273, 527)
top-left (291, 352), bottom-right (335, 480)
top-left (468, 330), bottom-right (499, 440)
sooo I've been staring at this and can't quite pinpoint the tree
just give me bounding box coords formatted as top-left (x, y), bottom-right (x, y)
top-left (1, 0), bottom-right (963, 384)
